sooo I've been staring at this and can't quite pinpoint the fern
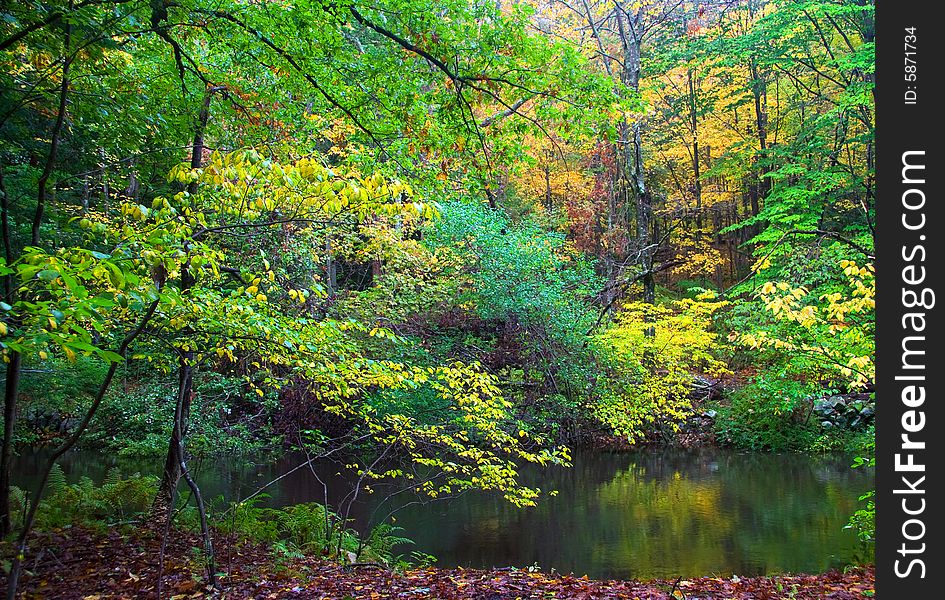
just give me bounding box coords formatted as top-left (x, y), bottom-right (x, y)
top-left (103, 466), bottom-right (122, 487)
top-left (201, 499), bottom-right (414, 567)
top-left (47, 464), bottom-right (67, 495)
top-left (8, 485), bottom-right (27, 528)
top-left (278, 503), bottom-right (330, 552)
top-left (219, 495), bottom-right (281, 543)
top-left (33, 469), bottom-right (158, 529)
top-left (362, 523), bottom-right (413, 563)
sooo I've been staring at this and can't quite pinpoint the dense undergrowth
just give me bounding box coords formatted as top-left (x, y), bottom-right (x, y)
top-left (6, 469), bottom-right (419, 570)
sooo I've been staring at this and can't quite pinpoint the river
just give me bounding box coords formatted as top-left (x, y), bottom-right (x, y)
top-left (13, 446), bottom-right (873, 580)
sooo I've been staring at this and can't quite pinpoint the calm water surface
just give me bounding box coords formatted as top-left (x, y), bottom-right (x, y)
top-left (15, 447), bottom-right (873, 580)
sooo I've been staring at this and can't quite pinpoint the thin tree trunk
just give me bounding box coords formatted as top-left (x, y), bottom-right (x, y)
top-left (605, 144), bottom-right (618, 310)
top-left (0, 352), bottom-right (21, 537)
top-left (99, 147), bottom-right (109, 214)
top-left (5, 299), bottom-right (159, 600)
top-left (153, 89), bottom-right (218, 589)
top-left (325, 237), bottom-right (337, 294)
top-left (0, 166), bottom-right (12, 276)
top-left (156, 352), bottom-right (193, 507)
top-left (0, 166), bottom-right (16, 538)
top-left (748, 1), bottom-right (768, 226)
top-left (179, 444), bottom-right (215, 586)
top-left (633, 122), bottom-right (655, 308)
top-left (688, 68), bottom-right (703, 231)
top-left (156, 88), bottom-right (213, 507)
top-left (616, 5), bottom-right (655, 311)
top-left (32, 12), bottom-right (72, 246)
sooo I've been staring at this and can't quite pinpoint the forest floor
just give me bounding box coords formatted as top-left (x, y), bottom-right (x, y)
top-left (3, 526), bottom-right (875, 599)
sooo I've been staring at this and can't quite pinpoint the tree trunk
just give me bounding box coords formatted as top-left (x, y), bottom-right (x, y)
top-left (688, 68), bottom-right (703, 231)
top-left (156, 349), bottom-right (194, 507)
top-left (0, 8), bottom-right (72, 535)
top-left (326, 237), bottom-right (337, 294)
top-left (32, 15), bottom-right (72, 246)
top-left (616, 4), bottom-right (655, 310)
top-left (6, 299), bottom-right (159, 600)
top-left (156, 88), bottom-right (213, 508)
top-left (0, 353), bottom-right (21, 537)
top-left (0, 166), bottom-right (16, 538)
top-left (747, 1), bottom-right (768, 229)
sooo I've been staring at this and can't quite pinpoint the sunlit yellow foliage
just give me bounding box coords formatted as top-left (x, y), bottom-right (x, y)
top-left (156, 151), bottom-right (568, 505)
top-left (514, 160), bottom-right (593, 216)
top-left (671, 231), bottom-right (727, 280)
top-left (593, 296), bottom-right (730, 441)
top-left (734, 261), bottom-right (874, 389)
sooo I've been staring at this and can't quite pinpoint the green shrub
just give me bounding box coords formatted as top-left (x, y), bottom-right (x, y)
top-left (713, 375), bottom-right (820, 451)
top-left (212, 497), bottom-right (412, 565)
top-left (715, 372), bottom-right (879, 452)
top-left (13, 356), bottom-right (108, 445)
top-left (593, 297), bottom-right (730, 442)
top-left (845, 444), bottom-right (875, 543)
top-left (87, 372), bottom-right (276, 458)
top-left (10, 466), bottom-right (159, 531)
top-left (809, 424), bottom-right (875, 453)
top-left (361, 522), bottom-right (413, 564)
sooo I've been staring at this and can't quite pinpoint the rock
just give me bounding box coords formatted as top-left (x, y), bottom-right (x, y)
top-left (813, 393), bottom-right (874, 430)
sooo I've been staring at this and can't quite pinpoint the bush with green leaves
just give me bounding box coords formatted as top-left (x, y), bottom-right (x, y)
top-left (426, 201), bottom-right (601, 346)
top-left (712, 373), bottom-right (876, 452)
top-left (8, 466), bottom-right (158, 531)
top-left (591, 296), bottom-right (730, 442)
top-left (13, 356), bottom-right (109, 444)
top-left (213, 496), bottom-right (410, 565)
top-left (421, 201), bottom-right (606, 436)
top-left (85, 371), bottom-right (277, 458)
top-left (846, 451), bottom-right (875, 544)
top-left (713, 374), bottom-right (821, 451)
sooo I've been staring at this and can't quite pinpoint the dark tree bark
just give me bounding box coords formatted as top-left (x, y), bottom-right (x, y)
top-left (687, 68), bottom-right (703, 230)
top-left (747, 0), bottom-right (768, 226)
top-left (0, 166), bottom-right (16, 538)
top-left (5, 299), bottom-right (160, 600)
top-left (0, 352), bottom-right (21, 537)
top-left (32, 14), bottom-right (72, 246)
top-left (615, 2), bottom-right (656, 309)
top-left (0, 5), bottom-right (72, 535)
top-left (156, 88), bottom-right (213, 508)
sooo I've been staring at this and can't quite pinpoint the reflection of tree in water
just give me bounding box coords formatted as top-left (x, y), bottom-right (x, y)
top-left (15, 448), bottom-right (872, 580)
top-left (594, 449), bottom-right (873, 577)
top-left (595, 457), bottom-right (735, 578)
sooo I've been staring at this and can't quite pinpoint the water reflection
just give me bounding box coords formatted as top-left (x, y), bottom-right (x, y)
top-left (14, 447), bottom-right (873, 580)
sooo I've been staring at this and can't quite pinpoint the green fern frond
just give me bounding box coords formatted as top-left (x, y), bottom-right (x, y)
top-left (103, 466), bottom-right (122, 487)
top-left (47, 464), bottom-right (67, 495)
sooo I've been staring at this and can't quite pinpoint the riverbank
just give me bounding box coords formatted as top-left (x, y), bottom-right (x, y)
top-left (4, 526), bottom-right (874, 599)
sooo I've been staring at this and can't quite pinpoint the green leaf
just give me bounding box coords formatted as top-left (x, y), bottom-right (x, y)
top-left (105, 263), bottom-right (125, 289)
top-left (99, 350), bottom-right (125, 363)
